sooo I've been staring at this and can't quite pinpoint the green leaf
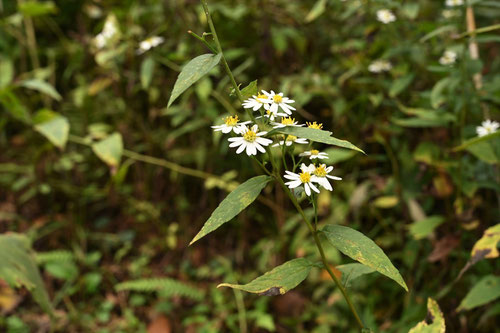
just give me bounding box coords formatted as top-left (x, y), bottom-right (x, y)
top-left (322, 148), bottom-right (357, 164)
top-left (20, 79), bottom-right (62, 101)
top-left (453, 131), bottom-right (500, 152)
top-left (466, 141), bottom-right (499, 164)
top-left (218, 258), bottom-right (314, 295)
top-left (18, 1), bottom-right (57, 16)
top-left (430, 77), bottom-right (452, 109)
top-left (322, 225), bottom-right (408, 291)
top-left (34, 112), bottom-right (70, 149)
top-left (190, 175), bottom-right (271, 245)
top-left (274, 127), bottom-right (364, 154)
top-left (115, 278), bottom-right (204, 301)
top-left (240, 80), bottom-right (258, 99)
top-left (458, 275), bottom-right (500, 311)
top-left (408, 216), bottom-right (445, 240)
top-left (0, 89), bottom-right (31, 123)
top-left (0, 233), bottom-right (53, 315)
top-left (91, 132), bottom-right (123, 167)
top-left (305, 0), bottom-right (327, 23)
top-left (337, 263), bottom-right (375, 286)
top-left (373, 196), bottom-right (399, 209)
top-left (140, 57), bottom-right (155, 90)
top-left (420, 25), bottom-right (456, 43)
top-left (0, 58), bottom-right (14, 89)
top-left (409, 298), bottom-right (445, 333)
top-left (389, 74), bottom-right (414, 97)
top-left (167, 53), bottom-right (222, 108)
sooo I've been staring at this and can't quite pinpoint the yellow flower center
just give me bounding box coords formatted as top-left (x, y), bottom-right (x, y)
top-left (266, 110), bottom-right (272, 115)
top-left (224, 115), bottom-right (239, 126)
top-left (285, 135), bottom-right (297, 142)
top-left (314, 165), bottom-right (327, 177)
top-left (281, 117), bottom-right (295, 125)
top-left (243, 130), bottom-right (257, 142)
top-left (299, 172), bottom-right (311, 183)
top-left (273, 95), bottom-right (283, 103)
top-left (311, 149), bottom-right (319, 155)
top-left (307, 122), bottom-right (323, 130)
top-left (257, 93), bottom-right (267, 101)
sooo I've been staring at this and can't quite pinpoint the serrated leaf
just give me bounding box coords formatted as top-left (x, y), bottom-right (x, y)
top-left (409, 298), bottom-right (445, 333)
top-left (218, 258), bottom-right (314, 295)
top-left (168, 53), bottom-right (222, 108)
top-left (322, 225), bottom-right (408, 291)
top-left (471, 224), bottom-right (500, 262)
top-left (20, 79), bottom-right (62, 101)
top-left (274, 127), bottom-right (364, 154)
top-left (458, 275), bottom-right (500, 311)
top-left (91, 132), bottom-right (123, 167)
top-left (0, 234), bottom-right (53, 315)
top-left (140, 57), bottom-right (155, 90)
top-left (240, 80), bottom-right (258, 99)
top-left (34, 115), bottom-right (69, 149)
top-left (408, 216), bottom-right (445, 240)
top-left (190, 175), bottom-right (271, 245)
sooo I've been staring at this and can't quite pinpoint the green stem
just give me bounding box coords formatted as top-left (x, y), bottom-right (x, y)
top-left (187, 30), bottom-right (218, 54)
top-left (233, 289), bottom-right (248, 333)
top-left (18, 0), bottom-right (40, 70)
top-left (275, 176), bottom-right (365, 330)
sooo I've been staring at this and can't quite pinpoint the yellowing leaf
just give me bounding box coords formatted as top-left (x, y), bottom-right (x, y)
top-left (218, 258), bottom-right (314, 295)
top-left (471, 224), bottom-right (500, 262)
top-left (373, 196), bottom-right (399, 209)
top-left (34, 116), bottom-right (70, 149)
top-left (91, 132), bottom-right (123, 167)
top-left (409, 298), bottom-right (445, 333)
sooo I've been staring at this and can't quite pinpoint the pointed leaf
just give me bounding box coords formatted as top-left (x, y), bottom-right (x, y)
top-left (409, 298), bottom-right (445, 333)
top-left (0, 234), bottom-right (53, 315)
top-left (91, 132), bottom-right (123, 167)
top-left (408, 216), bottom-right (445, 240)
top-left (322, 225), bottom-right (408, 291)
top-left (240, 80), bottom-right (258, 99)
top-left (34, 115), bottom-right (69, 149)
top-left (141, 57), bottom-right (155, 89)
top-left (190, 175), bottom-right (271, 245)
top-left (458, 275), bottom-right (500, 311)
top-left (337, 263), bottom-right (375, 287)
top-left (0, 89), bottom-right (31, 123)
top-left (470, 223), bottom-right (500, 261)
top-left (305, 0), bottom-right (327, 23)
top-left (20, 79), bottom-right (62, 101)
top-left (168, 53), bottom-right (222, 108)
top-left (218, 258), bottom-right (314, 295)
top-left (274, 127), bottom-right (364, 154)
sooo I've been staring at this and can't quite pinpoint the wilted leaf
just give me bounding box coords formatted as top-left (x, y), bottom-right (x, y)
top-left (457, 275), bottom-right (500, 311)
top-left (91, 132), bottom-right (123, 167)
top-left (190, 175), bottom-right (271, 245)
top-left (20, 79), bottom-right (62, 101)
top-left (470, 224), bottom-right (500, 262)
top-left (168, 53), bottom-right (222, 108)
top-left (408, 216), bottom-right (445, 240)
top-left (322, 225), bottom-right (408, 291)
top-left (0, 234), bottom-right (53, 315)
top-left (409, 298), bottom-right (445, 333)
top-left (218, 258), bottom-right (314, 295)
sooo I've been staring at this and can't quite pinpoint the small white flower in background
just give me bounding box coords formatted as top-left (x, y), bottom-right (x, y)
top-left (284, 164), bottom-right (320, 196)
top-left (368, 60), bottom-right (392, 73)
top-left (377, 9), bottom-right (396, 24)
top-left (259, 109), bottom-right (287, 122)
top-left (262, 90), bottom-right (296, 115)
top-left (211, 115), bottom-right (250, 134)
top-left (446, 0), bottom-right (463, 7)
top-left (94, 33), bottom-right (107, 49)
top-left (228, 124), bottom-right (273, 156)
top-left (138, 36), bottom-right (165, 54)
top-left (242, 93), bottom-right (271, 111)
top-left (102, 20), bottom-right (117, 39)
top-left (476, 119), bottom-right (499, 137)
top-left (439, 50), bottom-right (458, 65)
top-left (299, 149), bottom-right (329, 160)
top-left (272, 117), bottom-right (304, 129)
top-left (273, 135), bottom-right (309, 147)
top-left (312, 164), bottom-right (342, 191)
top-left (442, 9), bottom-right (460, 18)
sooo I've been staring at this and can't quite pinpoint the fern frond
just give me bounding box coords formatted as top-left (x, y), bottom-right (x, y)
top-left (35, 250), bottom-right (74, 264)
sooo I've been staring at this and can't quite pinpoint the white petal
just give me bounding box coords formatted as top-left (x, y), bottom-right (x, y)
top-left (236, 143), bottom-right (246, 154)
top-left (304, 184), bottom-right (311, 196)
top-left (255, 142), bottom-right (266, 153)
top-left (228, 137), bottom-right (242, 142)
top-left (309, 182), bottom-right (320, 193)
top-left (287, 180), bottom-right (302, 189)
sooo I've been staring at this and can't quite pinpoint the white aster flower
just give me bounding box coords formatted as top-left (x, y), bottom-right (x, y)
top-left (138, 36), bottom-right (165, 54)
top-left (312, 164), bottom-right (342, 191)
top-left (257, 109), bottom-right (288, 122)
top-left (368, 60), bottom-right (392, 73)
top-left (299, 149), bottom-right (329, 160)
top-left (273, 135), bottom-right (309, 147)
top-left (94, 33), bottom-right (107, 49)
top-left (211, 115), bottom-right (250, 134)
top-left (446, 0), bottom-right (463, 7)
top-left (439, 50), bottom-right (457, 65)
top-left (227, 124), bottom-right (273, 156)
top-left (377, 9), bottom-right (396, 24)
top-left (262, 90), bottom-right (296, 115)
top-left (242, 93), bottom-right (271, 111)
top-left (284, 166), bottom-right (320, 196)
top-left (271, 117), bottom-right (304, 129)
top-left (476, 119), bottom-right (499, 137)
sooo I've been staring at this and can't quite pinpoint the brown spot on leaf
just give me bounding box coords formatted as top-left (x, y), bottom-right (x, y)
top-left (259, 287), bottom-right (282, 296)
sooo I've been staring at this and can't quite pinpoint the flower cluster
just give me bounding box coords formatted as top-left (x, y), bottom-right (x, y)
top-left (476, 119), bottom-right (499, 137)
top-left (439, 50), bottom-right (458, 65)
top-left (377, 9), bottom-right (396, 24)
top-left (212, 90), bottom-right (342, 196)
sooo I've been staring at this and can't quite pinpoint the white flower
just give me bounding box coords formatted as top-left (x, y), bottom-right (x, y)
top-left (94, 33), bottom-right (107, 49)
top-left (273, 135), bottom-right (309, 147)
top-left (446, 0), bottom-right (463, 7)
top-left (138, 36), bottom-right (165, 54)
top-left (311, 164), bottom-right (342, 191)
top-left (227, 124), bottom-right (273, 156)
top-left (211, 115), bottom-right (250, 134)
top-left (271, 117), bottom-right (304, 129)
top-left (257, 109), bottom-right (288, 122)
top-left (102, 20), bottom-right (117, 39)
top-left (299, 149), bottom-right (329, 160)
top-left (284, 165), bottom-right (320, 196)
top-left (377, 9), bottom-right (396, 24)
top-left (368, 60), bottom-right (392, 73)
top-left (242, 93), bottom-right (271, 111)
top-left (262, 90), bottom-right (296, 115)
top-left (476, 119), bottom-right (499, 137)
top-left (442, 9), bottom-right (460, 18)
top-left (439, 50), bottom-right (457, 65)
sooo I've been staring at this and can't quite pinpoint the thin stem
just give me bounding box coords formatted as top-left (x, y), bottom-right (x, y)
top-left (233, 289), bottom-right (248, 333)
top-left (187, 30), bottom-right (218, 54)
top-left (18, 0), bottom-right (40, 70)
